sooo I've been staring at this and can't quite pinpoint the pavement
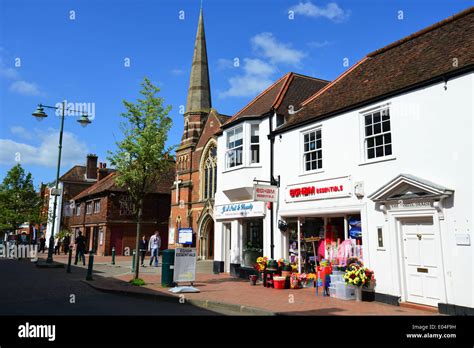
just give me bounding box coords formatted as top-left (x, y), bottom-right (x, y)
top-left (0, 258), bottom-right (221, 315)
top-left (39, 253), bottom-right (438, 316)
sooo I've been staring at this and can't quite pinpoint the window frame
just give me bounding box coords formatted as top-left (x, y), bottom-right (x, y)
top-left (225, 125), bottom-right (244, 169)
top-left (300, 125), bottom-right (324, 175)
top-left (249, 123), bottom-right (260, 165)
top-left (93, 200), bottom-right (101, 214)
top-left (76, 204), bottom-right (81, 216)
top-left (359, 104), bottom-right (396, 165)
top-left (86, 201), bottom-right (93, 215)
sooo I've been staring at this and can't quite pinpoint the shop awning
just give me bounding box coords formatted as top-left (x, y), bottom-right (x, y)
top-left (368, 174), bottom-right (454, 202)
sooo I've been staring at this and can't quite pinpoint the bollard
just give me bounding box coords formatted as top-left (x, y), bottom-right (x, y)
top-left (86, 250), bottom-right (94, 281)
top-left (131, 249), bottom-right (136, 272)
top-left (111, 247), bottom-right (116, 265)
top-left (66, 248), bottom-right (72, 273)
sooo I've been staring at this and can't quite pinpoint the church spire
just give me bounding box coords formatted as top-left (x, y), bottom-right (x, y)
top-left (185, 7), bottom-right (211, 114)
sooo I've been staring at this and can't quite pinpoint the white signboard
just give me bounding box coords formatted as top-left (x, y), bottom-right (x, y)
top-left (285, 176), bottom-right (352, 203)
top-left (168, 228), bottom-right (175, 245)
top-left (173, 248), bottom-right (197, 283)
top-left (253, 184), bottom-right (278, 202)
top-left (178, 228), bottom-right (193, 245)
top-left (214, 201), bottom-right (266, 220)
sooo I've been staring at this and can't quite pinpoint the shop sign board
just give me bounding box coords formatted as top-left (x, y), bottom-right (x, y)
top-left (173, 247), bottom-right (197, 283)
top-left (178, 228), bottom-right (193, 245)
top-left (253, 184), bottom-right (278, 202)
top-left (285, 176), bottom-right (352, 203)
top-left (214, 201), bottom-right (265, 220)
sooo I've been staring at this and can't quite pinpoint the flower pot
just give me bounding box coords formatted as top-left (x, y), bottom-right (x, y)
top-left (303, 279), bottom-right (314, 288)
top-left (249, 274), bottom-right (258, 286)
top-left (355, 286), bottom-right (363, 302)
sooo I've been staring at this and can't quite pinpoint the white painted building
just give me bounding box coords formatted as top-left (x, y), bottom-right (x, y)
top-left (214, 8), bottom-right (473, 312)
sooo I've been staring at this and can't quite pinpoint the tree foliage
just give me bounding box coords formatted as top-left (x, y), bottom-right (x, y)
top-left (108, 77), bottom-right (175, 218)
top-left (0, 164), bottom-right (41, 233)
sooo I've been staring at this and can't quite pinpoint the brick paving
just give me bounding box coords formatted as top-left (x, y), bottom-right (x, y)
top-left (110, 272), bottom-right (437, 316)
top-left (36, 254), bottom-right (438, 315)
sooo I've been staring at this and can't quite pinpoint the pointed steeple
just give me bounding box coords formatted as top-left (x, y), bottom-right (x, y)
top-left (185, 7), bottom-right (211, 114)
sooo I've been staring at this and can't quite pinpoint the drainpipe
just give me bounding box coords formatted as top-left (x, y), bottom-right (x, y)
top-left (268, 110), bottom-right (278, 259)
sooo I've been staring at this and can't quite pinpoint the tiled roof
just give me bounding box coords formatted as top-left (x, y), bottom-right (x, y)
top-left (222, 72), bottom-right (329, 128)
top-left (72, 166), bottom-right (176, 201)
top-left (278, 7), bottom-right (474, 132)
top-left (59, 165), bottom-right (115, 183)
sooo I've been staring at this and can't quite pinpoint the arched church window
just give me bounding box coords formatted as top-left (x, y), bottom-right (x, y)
top-left (202, 144), bottom-right (217, 200)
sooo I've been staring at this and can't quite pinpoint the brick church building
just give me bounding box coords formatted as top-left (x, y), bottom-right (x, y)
top-left (169, 8), bottom-right (229, 260)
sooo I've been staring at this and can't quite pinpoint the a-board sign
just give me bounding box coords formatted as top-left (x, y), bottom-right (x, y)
top-left (178, 228), bottom-right (193, 245)
top-left (173, 248), bottom-right (197, 283)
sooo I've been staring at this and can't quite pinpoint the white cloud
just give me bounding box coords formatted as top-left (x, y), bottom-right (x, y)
top-left (0, 56), bottom-right (44, 96)
top-left (308, 40), bottom-right (331, 48)
top-left (219, 58), bottom-right (276, 98)
top-left (219, 33), bottom-right (307, 99)
top-left (9, 80), bottom-right (43, 96)
top-left (243, 58), bottom-right (276, 76)
top-left (217, 58), bottom-right (235, 70)
top-left (251, 32), bottom-right (306, 65)
top-left (10, 126), bottom-right (33, 140)
top-left (290, 2), bottom-right (350, 22)
top-left (171, 68), bottom-right (185, 75)
top-left (0, 129), bottom-right (89, 168)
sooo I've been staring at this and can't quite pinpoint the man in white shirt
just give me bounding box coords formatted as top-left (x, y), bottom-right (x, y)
top-left (148, 231), bottom-right (161, 267)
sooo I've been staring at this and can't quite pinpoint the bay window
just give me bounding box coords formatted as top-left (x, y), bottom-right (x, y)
top-left (226, 126), bottom-right (243, 168)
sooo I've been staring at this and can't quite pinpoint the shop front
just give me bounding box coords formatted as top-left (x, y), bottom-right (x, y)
top-left (213, 201), bottom-right (267, 277)
top-left (278, 176), bottom-right (367, 273)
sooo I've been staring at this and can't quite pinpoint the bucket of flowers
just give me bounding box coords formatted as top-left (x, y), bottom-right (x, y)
top-left (343, 265), bottom-right (375, 301)
top-left (290, 273), bottom-right (303, 289)
top-left (305, 273), bottom-right (316, 288)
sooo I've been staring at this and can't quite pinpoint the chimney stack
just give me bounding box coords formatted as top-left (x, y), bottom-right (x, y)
top-left (86, 154), bottom-right (98, 180)
top-left (97, 162), bottom-right (108, 181)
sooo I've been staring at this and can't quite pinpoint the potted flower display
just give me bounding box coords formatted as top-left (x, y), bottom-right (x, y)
top-left (343, 265), bottom-right (375, 301)
top-left (305, 273), bottom-right (316, 288)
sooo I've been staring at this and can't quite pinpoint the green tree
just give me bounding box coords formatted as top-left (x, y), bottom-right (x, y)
top-left (108, 77), bottom-right (175, 279)
top-left (0, 164), bottom-right (41, 237)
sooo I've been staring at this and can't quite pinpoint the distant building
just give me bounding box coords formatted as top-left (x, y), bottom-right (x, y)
top-left (69, 165), bottom-right (175, 256)
top-left (45, 154), bottom-right (114, 242)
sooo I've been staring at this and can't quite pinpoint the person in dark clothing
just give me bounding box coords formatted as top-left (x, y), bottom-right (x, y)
top-left (39, 236), bottom-right (46, 253)
top-left (139, 235), bottom-right (147, 267)
top-left (63, 236), bottom-right (70, 254)
top-left (74, 231), bottom-right (86, 265)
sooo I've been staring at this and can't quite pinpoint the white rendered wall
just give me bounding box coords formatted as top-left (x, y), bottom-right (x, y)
top-left (273, 74), bottom-right (473, 308)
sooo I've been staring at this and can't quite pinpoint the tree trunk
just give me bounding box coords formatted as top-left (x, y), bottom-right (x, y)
top-left (134, 203), bottom-right (143, 280)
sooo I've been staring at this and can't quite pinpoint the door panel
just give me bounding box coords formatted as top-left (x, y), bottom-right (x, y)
top-left (401, 217), bottom-right (440, 307)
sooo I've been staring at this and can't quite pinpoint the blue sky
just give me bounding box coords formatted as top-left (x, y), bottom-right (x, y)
top-left (0, 0), bottom-right (471, 187)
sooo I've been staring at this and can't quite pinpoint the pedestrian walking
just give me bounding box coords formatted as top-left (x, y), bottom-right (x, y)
top-left (63, 235), bottom-right (70, 255)
top-left (74, 231), bottom-right (86, 266)
top-left (139, 235), bottom-right (147, 267)
top-left (39, 236), bottom-right (46, 253)
top-left (53, 237), bottom-right (60, 255)
top-left (148, 231), bottom-right (161, 267)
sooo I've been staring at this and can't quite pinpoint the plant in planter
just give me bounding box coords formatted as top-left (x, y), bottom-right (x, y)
top-left (343, 265), bottom-right (375, 301)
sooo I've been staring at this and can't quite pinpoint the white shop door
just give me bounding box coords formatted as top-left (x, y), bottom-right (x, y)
top-left (401, 217), bottom-right (441, 307)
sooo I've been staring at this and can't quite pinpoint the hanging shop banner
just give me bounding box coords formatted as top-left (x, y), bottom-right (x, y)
top-left (178, 228), bottom-right (193, 245)
top-left (173, 247), bottom-right (197, 283)
top-left (214, 201), bottom-right (265, 220)
top-left (253, 184), bottom-right (278, 203)
top-left (285, 176), bottom-right (352, 203)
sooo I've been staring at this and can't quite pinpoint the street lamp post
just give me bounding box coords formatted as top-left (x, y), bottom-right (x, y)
top-left (32, 101), bottom-right (92, 264)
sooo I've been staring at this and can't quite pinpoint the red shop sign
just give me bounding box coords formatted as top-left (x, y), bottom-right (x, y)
top-left (289, 185), bottom-right (344, 198)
